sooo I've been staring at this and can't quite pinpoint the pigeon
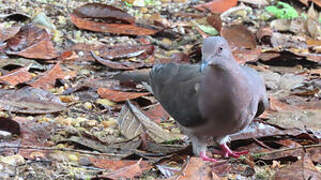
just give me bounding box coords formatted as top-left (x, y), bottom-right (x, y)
top-left (114, 36), bottom-right (269, 162)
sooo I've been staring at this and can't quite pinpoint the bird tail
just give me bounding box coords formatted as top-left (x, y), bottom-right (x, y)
top-left (110, 70), bottom-right (153, 94)
top-left (111, 70), bottom-right (150, 83)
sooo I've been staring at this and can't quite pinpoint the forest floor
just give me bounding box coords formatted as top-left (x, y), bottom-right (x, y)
top-left (0, 0), bottom-right (321, 179)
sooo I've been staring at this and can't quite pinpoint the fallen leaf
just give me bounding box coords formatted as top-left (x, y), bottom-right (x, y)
top-left (94, 45), bottom-right (154, 60)
top-left (269, 96), bottom-right (296, 112)
top-left (0, 26), bottom-right (20, 42)
top-left (221, 24), bottom-right (257, 49)
top-left (30, 62), bottom-right (76, 90)
top-left (5, 24), bottom-right (58, 59)
top-left (118, 101), bottom-right (180, 143)
top-left (230, 121), bottom-right (303, 141)
top-left (175, 157), bottom-right (219, 180)
top-left (97, 88), bottom-right (150, 102)
top-left (91, 50), bottom-right (148, 70)
top-left (0, 117), bottom-right (20, 135)
top-left (273, 154), bottom-right (321, 180)
top-left (90, 158), bottom-right (151, 171)
top-left (193, 21), bottom-right (218, 36)
top-left (298, 0), bottom-right (309, 6)
top-left (306, 3), bottom-right (321, 39)
top-left (0, 87), bottom-right (65, 114)
top-left (118, 104), bottom-right (143, 140)
top-left (310, 0), bottom-right (321, 8)
top-left (194, 0), bottom-right (238, 14)
top-left (102, 159), bottom-right (144, 179)
top-left (0, 57), bottom-right (45, 71)
top-left (59, 136), bottom-right (141, 154)
top-left (13, 116), bottom-right (57, 159)
top-left (69, 43), bottom-right (154, 62)
top-left (256, 26), bottom-right (272, 43)
top-left (207, 14), bottom-right (222, 32)
top-left (0, 65), bottom-right (32, 86)
top-left (157, 165), bottom-right (181, 178)
top-left (73, 3), bottom-right (135, 24)
top-left (70, 14), bottom-right (158, 36)
top-left (143, 103), bottom-right (170, 123)
top-left (232, 48), bottom-right (261, 64)
top-left (0, 12), bottom-right (30, 21)
top-left (265, 2), bottom-right (298, 19)
top-left (238, 0), bottom-right (268, 6)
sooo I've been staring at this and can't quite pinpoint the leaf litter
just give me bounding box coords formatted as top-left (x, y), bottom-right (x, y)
top-left (0, 0), bottom-right (320, 179)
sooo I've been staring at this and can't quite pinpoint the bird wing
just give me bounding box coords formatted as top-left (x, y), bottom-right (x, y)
top-left (241, 66), bottom-right (269, 118)
top-left (149, 63), bottom-right (206, 127)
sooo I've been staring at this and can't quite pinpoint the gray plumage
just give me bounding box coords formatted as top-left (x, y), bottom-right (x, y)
top-left (114, 36), bottom-right (268, 161)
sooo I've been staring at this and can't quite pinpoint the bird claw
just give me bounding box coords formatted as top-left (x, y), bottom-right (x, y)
top-left (225, 150), bottom-right (248, 158)
top-left (200, 151), bottom-right (217, 162)
top-left (213, 144), bottom-right (248, 158)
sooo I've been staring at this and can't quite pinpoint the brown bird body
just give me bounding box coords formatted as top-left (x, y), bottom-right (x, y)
top-left (115, 36), bottom-right (269, 162)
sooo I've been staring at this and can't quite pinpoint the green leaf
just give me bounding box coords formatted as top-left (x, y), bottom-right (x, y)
top-left (145, 0), bottom-right (155, 6)
top-left (265, 2), bottom-right (298, 19)
top-left (196, 24), bottom-right (218, 36)
top-left (123, 1), bottom-right (133, 7)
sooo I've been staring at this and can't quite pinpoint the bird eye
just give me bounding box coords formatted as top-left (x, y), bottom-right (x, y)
top-left (217, 46), bottom-right (223, 55)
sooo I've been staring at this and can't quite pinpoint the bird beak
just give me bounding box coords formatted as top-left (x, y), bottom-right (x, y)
top-left (200, 61), bottom-right (208, 72)
top-left (201, 60), bottom-right (215, 72)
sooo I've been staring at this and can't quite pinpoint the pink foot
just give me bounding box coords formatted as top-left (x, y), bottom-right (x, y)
top-left (200, 151), bottom-right (217, 162)
top-left (218, 144), bottom-right (248, 158)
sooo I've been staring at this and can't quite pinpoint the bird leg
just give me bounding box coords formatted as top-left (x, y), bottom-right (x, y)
top-left (200, 151), bottom-right (217, 162)
top-left (218, 144), bottom-right (248, 158)
top-left (214, 136), bottom-right (248, 158)
top-left (191, 136), bottom-right (217, 162)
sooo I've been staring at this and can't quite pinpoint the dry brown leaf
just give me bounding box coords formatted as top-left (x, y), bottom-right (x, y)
top-left (0, 26), bottom-right (20, 42)
top-left (0, 87), bottom-right (65, 114)
top-left (13, 116), bottom-right (57, 159)
top-left (273, 154), bottom-right (321, 180)
top-left (102, 159), bottom-right (144, 179)
top-left (30, 62), bottom-right (76, 90)
top-left (0, 65), bottom-right (32, 86)
top-left (89, 158), bottom-right (151, 171)
top-left (73, 3), bottom-right (135, 24)
top-left (118, 101), bottom-right (180, 143)
top-left (5, 24), bottom-right (58, 59)
top-left (59, 136), bottom-right (141, 154)
top-left (97, 88), bottom-right (150, 102)
top-left (221, 24), bottom-right (257, 49)
top-left (232, 48), bottom-right (261, 64)
top-left (230, 121), bottom-right (303, 141)
top-left (69, 43), bottom-right (154, 62)
top-left (0, 117), bottom-right (20, 135)
top-left (207, 14), bottom-right (222, 32)
top-left (194, 0), bottom-right (238, 14)
top-left (238, 0), bottom-right (268, 6)
top-left (70, 14), bottom-right (158, 36)
top-left (143, 104), bottom-right (170, 123)
top-left (91, 51), bottom-right (147, 70)
top-left (310, 0), bottom-right (321, 8)
top-left (174, 157), bottom-right (219, 180)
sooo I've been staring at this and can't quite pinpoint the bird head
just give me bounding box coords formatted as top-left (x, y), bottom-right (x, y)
top-left (201, 36), bottom-right (233, 71)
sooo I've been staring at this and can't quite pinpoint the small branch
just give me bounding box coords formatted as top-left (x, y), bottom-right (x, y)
top-left (0, 145), bottom-right (129, 157)
top-left (252, 137), bottom-right (273, 150)
top-left (251, 143), bottom-right (321, 159)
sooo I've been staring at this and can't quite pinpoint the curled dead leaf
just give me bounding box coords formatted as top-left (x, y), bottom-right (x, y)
top-left (70, 14), bottom-right (158, 36)
top-left (5, 24), bottom-right (58, 59)
top-left (0, 87), bottom-right (65, 114)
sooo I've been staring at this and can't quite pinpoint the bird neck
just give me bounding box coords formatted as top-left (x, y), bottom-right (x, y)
top-left (209, 56), bottom-right (241, 73)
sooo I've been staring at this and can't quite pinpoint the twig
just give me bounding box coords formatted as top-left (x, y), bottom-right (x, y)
top-left (251, 143), bottom-right (321, 159)
top-left (252, 137), bottom-right (273, 150)
top-left (0, 145), bottom-right (129, 157)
